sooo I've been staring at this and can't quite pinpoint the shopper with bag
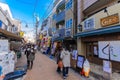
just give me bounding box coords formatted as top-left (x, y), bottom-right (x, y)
top-left (60, 47), bottom-right (70, 79)
top-left (56, 48), bottom-right (63, 73)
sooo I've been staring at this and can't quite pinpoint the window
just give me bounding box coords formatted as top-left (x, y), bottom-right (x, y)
top-left (0, 20), bottom-right (2, 28)
top-left (65, 0), bottom-right (72, 10)
top-left (86, 42), bottom-right (98, 57)
top-left (65, 18), bottom-right (73, 29)
top-left (52, 14), bottom-right (56, 20)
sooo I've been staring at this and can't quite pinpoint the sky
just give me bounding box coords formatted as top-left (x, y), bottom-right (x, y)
top-left (0, 0), bottom-right (54, 40)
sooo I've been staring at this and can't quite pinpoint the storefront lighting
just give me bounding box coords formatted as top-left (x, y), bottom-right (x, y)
top-left (104, 8), bottom-right (109, 16)
top-left (78, 24), bottom-right (82, 32)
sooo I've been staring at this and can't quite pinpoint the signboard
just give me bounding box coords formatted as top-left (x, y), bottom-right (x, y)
top-left (103, 60), bottom-right (112, 73)
top-left (72, 50), bottom-right (78, 60)
top-left (100, 13), bottom-right (119, 27)
top-left (0, 40), bottom-right (9, 52)
top-left (99, 41), bottom-right (120, 62)
top-left (0, 20), bottom-right (2, 28)
top-left (84, 18), bottom-right (95, 30)
top-left (65, 29), bottom-right (71, 37)
top-left (77, 55), bottom-right (85, 68)
top-left (20, 31), bottom-right (24, 37)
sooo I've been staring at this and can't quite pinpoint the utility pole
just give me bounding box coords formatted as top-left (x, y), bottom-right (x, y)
top-left (35, 15), bottom-right (39, 44)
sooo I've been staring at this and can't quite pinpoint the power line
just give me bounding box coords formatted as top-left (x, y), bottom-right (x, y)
top-left (32, 0), bottom-right (38, 27)
top-left (40, 0), bottom-right (54, 21)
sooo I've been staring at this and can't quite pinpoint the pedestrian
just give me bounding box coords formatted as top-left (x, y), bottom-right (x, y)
top-left (56, 47), bottom-right (62, 73)
top-left (25, 44), bottom-right (31, 69)
top-left (60, 47), bottom-right (71, 79)
top-left (27, 45), bottom-right (36, 69)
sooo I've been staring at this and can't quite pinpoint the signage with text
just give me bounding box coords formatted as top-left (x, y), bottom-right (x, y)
top-left (100, 14), bottom-right (119, 27)
top-left (84, 18), bottom-right (95, 30)
top-left (99, 41), bottom-right (120, 62)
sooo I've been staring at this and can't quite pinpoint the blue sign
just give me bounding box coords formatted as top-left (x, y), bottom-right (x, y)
top-left (0, 20), bottom-right (2, 28)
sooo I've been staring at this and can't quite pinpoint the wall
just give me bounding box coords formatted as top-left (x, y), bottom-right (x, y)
top-left (81, 3), bottom-right (120, 32)
top-left (77, 38), bottom-right (86, 56)
top-left (0, 9), bottom-right (8, 26)
top-left (83, 0), bottom-right (98, 10)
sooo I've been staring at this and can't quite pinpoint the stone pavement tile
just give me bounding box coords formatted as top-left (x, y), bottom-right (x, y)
top-left (15, 53), bottom-right (27, 68)
top-left (24, 52), bottom-right (82, 80)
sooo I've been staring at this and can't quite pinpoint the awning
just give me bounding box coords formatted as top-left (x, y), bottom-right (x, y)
top-left (0, 29), bottom-right (22, 41)
top-left (52, 37), bottom-right (64, 42)
top-left (75, 25), bottom-right (120, 37)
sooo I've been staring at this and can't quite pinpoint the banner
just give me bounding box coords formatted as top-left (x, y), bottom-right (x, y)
top-left (0, 40), bottom-right (9, 52)
top-left (99, 41), bottom-right (120, 62)
top-left (19, 31), bottom-right (24, 37)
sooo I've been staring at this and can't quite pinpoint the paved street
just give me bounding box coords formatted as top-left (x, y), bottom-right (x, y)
top-left (23, 52), bottom-right (82, 80)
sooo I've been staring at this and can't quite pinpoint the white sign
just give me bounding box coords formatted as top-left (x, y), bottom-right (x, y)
top-left (103, 60), bottom-right (112, 73)
top-left (0, 40), bottom-right (9, 52)
top-left (94, 46), bottom-right (98, 55)
top-left (99, 41), bottom-right (120, 62)
top-left (84, 18), bottom-right (95, 30)
top-left (72, 50), bottom-right (78, 60)
top-left (77, 56), bottom-right (84, 68)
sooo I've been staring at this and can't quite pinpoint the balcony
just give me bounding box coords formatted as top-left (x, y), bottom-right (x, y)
top-left (52, 28), bottom-right (65, 41)
top-left (56, 0), bottom-right (65, 11)
top-left (55, 10), bottom-right (65, 24)
top-left (83, 0), bottom-right (114, 15)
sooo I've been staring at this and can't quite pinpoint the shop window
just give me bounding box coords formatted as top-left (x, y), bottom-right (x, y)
top-left (86, 42), bottom-right (103, 65)
top-left (86, 42), bottom-right (98, 57)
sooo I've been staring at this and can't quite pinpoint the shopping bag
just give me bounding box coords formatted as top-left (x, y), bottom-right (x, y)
top-left (58, 60), bottom-right (63, 68)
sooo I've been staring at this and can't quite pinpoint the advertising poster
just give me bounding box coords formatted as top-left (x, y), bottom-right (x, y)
top-left (72, 50), bottom-right (78, 60)
top-left (103, 60), bottom-right (112, 73)
top-left (77, 55), bottom-right (85, 68)
top-left (99, 41), bottom-right (120, 62)
top-left (94, 46), bottom-right (98, 56)
top-left (0, 40), bottom-right (9, 52)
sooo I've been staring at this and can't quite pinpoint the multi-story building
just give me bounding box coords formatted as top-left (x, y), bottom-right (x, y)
top-left (76, 0), bottom-right (120, 79)
top-left (51, 0), bottom-right (65, 40)
top-left (0, 2), bottom-right (22, 41)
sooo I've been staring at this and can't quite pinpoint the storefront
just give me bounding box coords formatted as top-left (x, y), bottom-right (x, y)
top-left (76, 3), bottom-right (120, 79)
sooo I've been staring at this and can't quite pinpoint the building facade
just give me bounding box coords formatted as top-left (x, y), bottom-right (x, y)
top-left (77, 0), bottom-right (120, 79)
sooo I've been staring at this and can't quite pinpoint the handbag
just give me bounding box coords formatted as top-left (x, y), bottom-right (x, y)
top-left (58, 60), bottom-right (63, 68)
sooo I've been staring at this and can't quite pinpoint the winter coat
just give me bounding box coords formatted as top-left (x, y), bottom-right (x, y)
top-left (28, 49), bottom-right (35, 61)
top-left (60, 50), bottom-right (70, 67)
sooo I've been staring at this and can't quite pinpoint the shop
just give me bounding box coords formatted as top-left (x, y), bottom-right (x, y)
top-left (76, 3), bottom-right (120, 79)
top-left (0, 29), bottom-right (23, 79)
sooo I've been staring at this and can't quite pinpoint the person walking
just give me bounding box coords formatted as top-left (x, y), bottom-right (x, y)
top-left (60, 47), bottom-right (71, 79)
top-left (56, 47), bottom-right (62, 73)
top-left (25, 44), bottom-right (31, 69)
top-left (27, 45), bottom-right (36, 69)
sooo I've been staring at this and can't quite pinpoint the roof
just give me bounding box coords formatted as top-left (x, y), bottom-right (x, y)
top-left (0, 29), bottom-right (22, 41)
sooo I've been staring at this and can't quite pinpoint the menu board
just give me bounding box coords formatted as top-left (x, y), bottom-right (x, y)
top-left (77, 55), bottom-right (85, 68)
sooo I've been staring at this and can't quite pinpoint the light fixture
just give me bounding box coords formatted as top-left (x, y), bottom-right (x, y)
top-left (25, 24), bottom-right (28, 27)
top-left (104, 8), bottom-right (109, 16)
top-left (78, 24), bottom-right (82, 32)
